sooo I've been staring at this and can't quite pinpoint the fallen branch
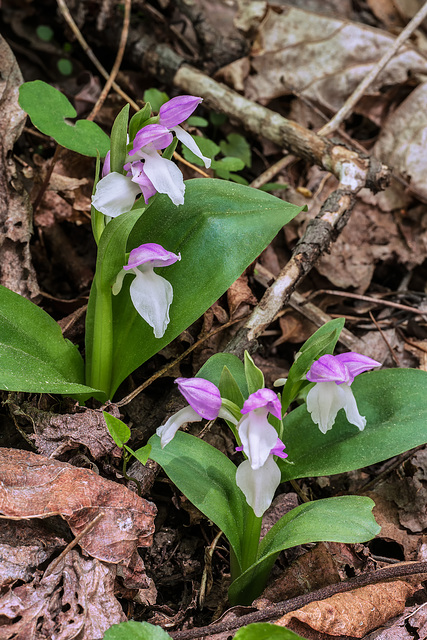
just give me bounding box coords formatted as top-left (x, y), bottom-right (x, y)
top-left (169, 561), bottom-right (427, 640)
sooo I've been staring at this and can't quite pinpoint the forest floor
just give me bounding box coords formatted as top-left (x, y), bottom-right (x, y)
top-left (1, 1), bottom-right (427, 639)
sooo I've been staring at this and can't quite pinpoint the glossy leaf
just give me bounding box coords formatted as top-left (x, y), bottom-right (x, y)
top-left (244, 351), bottom-right (264, 395)
top-left (19, 81), bottom-right (110, 157)
top-left (235, 624), bottom-right (306, 640)
top-left (103, 620), bottom-right (171, 639)
top-left (149, 432), bottom-right (248, 565)
top-left (197, 352), bottom-right (247, 400)
top-left (228, 496), bottom-right (379, 605)
top-left (110, 104), bottom-right (129, 174)
top-left (280, 368), bottom-right (427, 481)
top-left (103, 412), bottom-right (131, 447)
top-left (0, 285), bottom-right (104, 399)
top-left (110, 179), bottom-right (304, 395)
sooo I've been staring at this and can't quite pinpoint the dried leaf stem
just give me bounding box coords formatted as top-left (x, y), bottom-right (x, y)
top-left (169, 561), bottom-right (427, 640)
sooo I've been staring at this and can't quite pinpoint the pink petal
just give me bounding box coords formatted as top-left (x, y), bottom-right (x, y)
top-left (175, 377), bottom-right (221, 420)
top-left (306, 354), bottom-right (351, 385)
top-left (124, 243), bottom-right (180, 270)
top-left (159, 95), bottom-right (202, 128)
top-left (335, 352), bottom-right (381, 382)
top-left (241, 388), bottom-right (282, 420)
top-left (130, 124), bottom-right (173, 155)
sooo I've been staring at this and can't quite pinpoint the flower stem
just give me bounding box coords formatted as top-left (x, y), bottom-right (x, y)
top-left (87, 279), bottom-right (113, 396)
top-left (240, 508), bottom-right (262, 573)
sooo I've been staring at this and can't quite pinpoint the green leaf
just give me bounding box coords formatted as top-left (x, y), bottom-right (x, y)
top-left (130, 443), bottom-right (152, 465)
top-left (18, 81), bottom-right (110, 157)
top-left (149, 432), bottom-right (248, 565)
top-left (279, 368), bottom-right (427, 481)
top-left (110, 180), bottom-right (304, 396)
top-left (129, 103), bottom-right (153, 142)
top-left (235, 624), bottom-right (306, 640)
top-left (244, 351), bottom-right (264, 395)
top-left (103, 412), bottom-right (131, 447)
top-left (103, 620), bottom-right (171, 639)
top-left (210, 112), bottom-right (227, 126)
top-left (0, 285), bottom-right (104, 399)
top-left (186, 116), bottom-right (209, 127)
top-left (219, 366), bottom-right (245, 407)
top-left (197, 353), bottom-right (248, 400)
top-left (110, 104), bottom-right (129, 174)
top-left (259, 183), bottom-right (289, 192)
top-left (143, 88), bottom-right (169, 112)
top-left (181, 136), bottom-right (220, 166)
top-left (212, 156), bottom-right (245, 172)
top-left (281, 318), bottom-right (344, 412)
top-left (219, 133), bottom-right (252, 168)
top-left (229, 496), bottom-right (379, 605)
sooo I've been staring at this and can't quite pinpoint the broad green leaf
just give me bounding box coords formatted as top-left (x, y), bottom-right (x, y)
top-left (279, 368), bottom-right (427, 481)
top-left (0, 285), bottom-right (104, 399)
top-left (235, 624), bottom-right (306, 640)
top-left (149, 432), bottom-right (248, 565)
top-left (197, 353), bottom-right (248, 400)
top-left (103, 620), bottom-right (171, 639)
top-left (281, 318), bottom-right (344, 412)
top-left (259, 183), bottom-right (289, 192)
top-left (19, 81), bottom-right (110, 157)
top-left (220, 133), bottom-right (252, 168)
top-left (103, 412), bottom-right (130, 447)
top-left (110, 104), bottom-right (129, 174)
top-left (244, 351), bottom-right (264, 395)
top-left (186, 116), bottom-right (209, 127)
top-left (110, 179), bottom-right (304, 395)
top-left (212, 156), bottom-right (245, 172)
top-left (229, 496), bottom-right (379, 605)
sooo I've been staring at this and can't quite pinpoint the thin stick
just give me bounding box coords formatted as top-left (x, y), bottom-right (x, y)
top-left (32, 144), bottom-right (62, 213)
top-left (116, 315), bottom-right (249, 407)
top-left (310, 289), bottom-right (427, 316)
top-left (250, 156), bottom-right (296, 189)
top-left (87, 0), bottom-right (132, 121)
top-left (42, 511), bottom-right (104, 578)
top-left (319, 1), bottom-right (427, 136)
top-left (56, 0), bottom-right (140, 112)
top-left (368, 310), bottom-right (400, 366)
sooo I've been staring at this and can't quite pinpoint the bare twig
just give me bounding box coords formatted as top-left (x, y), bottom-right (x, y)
top-left (368, 310), bottom-right (401, 366)
top-left (318, 0), bottom-right (427, 136)
top-left (310, 289), bottom-right (427, 317)
top-left (32, 144), bottom-right (62, 213)
top-left (42, 511), bottom-right (104, 578)
top-left (249, 156), bottom-right (296, 189)
top-left (56, 0), bottom-right (140, 111)
top-left (87, 0), bottom-right (132, 121)
top-left (169, 562), bottom-right (427, 640)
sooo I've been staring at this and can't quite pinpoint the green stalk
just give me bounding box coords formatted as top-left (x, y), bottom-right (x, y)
top-left (240, 508), bottom-right (262, 573)
top-left (86, 279), bottom-right (113, 397)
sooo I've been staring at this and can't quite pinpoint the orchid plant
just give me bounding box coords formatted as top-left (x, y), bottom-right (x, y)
top-left (1, 81), bottom-right (304, 400)
top-left (107, 318), bottom-right (427, 605)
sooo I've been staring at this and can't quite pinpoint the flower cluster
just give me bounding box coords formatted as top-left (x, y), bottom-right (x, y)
top-left (305, 352), bottom-right (381, 433)
top-left (92, 95), bottom-right (211, 217)
top-left (157, 378), bottom-right (287, 517)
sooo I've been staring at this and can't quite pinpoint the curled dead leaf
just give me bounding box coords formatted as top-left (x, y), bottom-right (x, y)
top-left (276, 581), bottom-right (416, 638)
top-left (0, 448), bottom-right (156, 587)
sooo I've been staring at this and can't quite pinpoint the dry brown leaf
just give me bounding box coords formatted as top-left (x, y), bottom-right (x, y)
top-left (367, 492), bottom-right (420, 559)
top-left (276, 581), bottom-right (416, 638)
top-left (14, 401), bottom-right (123, 459)
top-left (366, 0), bottom-right (405, 29)
top-left (0, 35), bottom-right (39, 299)
top-left (230, 6), bottom-right (427, 113)
top-left (0, 448), bottom-right (156, 587)
top-left (374, 82), bottom-right (427, 200)
top-left (0, 550), bottom-right (125, 640)
top-left (227, 273), bottom-right (257, 318)
top-left (0, 519), bottom-right (66, 587)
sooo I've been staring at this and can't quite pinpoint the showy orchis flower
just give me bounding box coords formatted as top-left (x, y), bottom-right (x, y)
top-left (92, 95), bottom-right (210, 216)
top-left (234, 388), bottom-right (286, 517)
top-left (237, 388), bottom-right (282, 470)
top-left (114, 243), bottom-right (180, 339)
top-left (156, 377), bottom-right (235, 447)
top-left (306, 352), bottom-right (381, 434)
